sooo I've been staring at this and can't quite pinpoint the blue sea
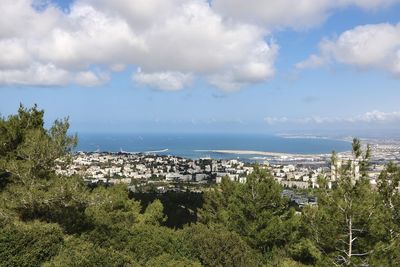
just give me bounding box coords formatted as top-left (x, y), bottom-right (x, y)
top-left (75, 133), bottom-right (351, 161)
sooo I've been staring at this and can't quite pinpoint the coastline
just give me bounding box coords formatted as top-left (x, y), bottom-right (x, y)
top-left (194, 149), bottom-right (334, 157)
top-left (77, 133), bottom-right (352, 157)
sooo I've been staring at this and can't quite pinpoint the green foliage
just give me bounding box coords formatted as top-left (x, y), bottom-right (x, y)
top-left (302, 176), bottom-right (378, 265)
top-left (351, 138), bottom-right (371, 178)
top-left (376, 163), bottom-right (400, 228)
top-left (82, 223), bottom-right (186, 265)
top-left (140, 199), bottom-right (167, 225)
top-left (0, 104), bottom-right (76, 183)
top-left (368, 163), bottom-right (400, 264)
top-left (288, 239), bottom-right (321, 265)
top-left (352, 138), bottom-right (362, 159)
top-left (123, 224), bottom-right (185, 264)
top-left (0, 104), bottom-right (44, 157)
top-left (199, 176), bottom-right (236, 225)
top-left (181, 223), bottom-right (264, 267)
top-left (0, 221), bottom-right (64, 267)
top-left (43, 237), bottom-right (138, 267)
top-left (7, 175), bottom-right (89, 232)
top-left (131, 191), bottom-right (203, 228)
top-left (200, 167), bottom-right (299, 254)
top-left (85, 184), bottom-right (142, 229)
top-left (369, 237), bottom-right (400, 266)
top-left (146, 253), bottom-right (201, 267)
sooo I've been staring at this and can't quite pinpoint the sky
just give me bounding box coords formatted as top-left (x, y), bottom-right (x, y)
top-left (0, 0), bottom-right (400, 135)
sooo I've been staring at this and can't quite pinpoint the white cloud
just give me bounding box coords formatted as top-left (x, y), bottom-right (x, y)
top-left (297, 23), bottom-right (400, 76)
top-left (295, 55), bottom-right (327, 70)
top-left (264, 110), bottom-right (400, 125)
top-left (0, 39), bottom-right (31, 69)
top-left (0, 0), bottom-right (59, 39)
top-left (133, 69), bottom-right (193, 91)
top-left (208, 62), bottom-right (275, 91)
top-left (75, 71), bottom-right (110, 86)
top-left (2, 0), bottom-right (399, 90)
top-left (0, 63), bottom-right (109, 87)
top-left (264, 116), bottom-right (288, 125)
top-left (110, 64), bottom-right (126, 72)
top-left (212, 0), bottom-right (399, 30)
top-left (82, 0), bottom-right (187, 31)
top-left (352, 110), bottom-right (400, 123)
top-left (32, 3), bottom-right (144, 69)
top-left (0, 63), bottom-right (71, 86)
top-left (208, 40), bottom-right (277, 90)
top-left (0, 0), bottom-right (277, 90)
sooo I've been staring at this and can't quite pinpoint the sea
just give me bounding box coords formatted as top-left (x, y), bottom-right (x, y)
top-left (75, 133), bottom-right (351, 161)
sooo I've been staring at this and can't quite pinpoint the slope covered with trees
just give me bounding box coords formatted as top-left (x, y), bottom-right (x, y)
top-left (0, 105), bottom-right (399, 266)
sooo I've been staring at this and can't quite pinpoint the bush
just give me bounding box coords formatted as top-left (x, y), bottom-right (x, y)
top-left (0, 221), bottom-right (64, 267)
top-left (181, 224), bottom-right (264, 267)
top-left (43, 237), bottom-right (138, 267)
top-left (146, 253), bottom-right (201, 267)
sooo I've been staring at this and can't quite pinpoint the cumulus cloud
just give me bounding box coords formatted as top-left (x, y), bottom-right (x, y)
top-left (133, 69), bottom-right (193, 91)
top-left (0, 0), bottom-right (277, 90)
top-left (297, 23), bottom-right (400, 76)
top-left (264, 110), bottom-right (400, 125)
top-left (0, 39), bottom-right (31, 69)
top-left (206, 38), bottom-right (277, 90)
top-left (2, 0), bottom-right (399, 90)
top-left (0, 63), bottom-right (71, 86)
top-left (208, 50), bottom-right (277, 91)
top-left (75, 71), bottom-right (110, 87)
top-left (212, 0), bottom-right (400, 29)
top-left (82, 0), bottom-right (188, 31)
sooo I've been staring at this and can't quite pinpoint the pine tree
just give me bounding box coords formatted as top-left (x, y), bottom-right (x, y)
top-left (369, 163), bottom-right (400, 265)
top-left (303, 140), bottom-right (378, 266)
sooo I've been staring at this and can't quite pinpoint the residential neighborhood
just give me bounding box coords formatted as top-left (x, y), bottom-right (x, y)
top-left (56, 142), bottom-right (398, 193)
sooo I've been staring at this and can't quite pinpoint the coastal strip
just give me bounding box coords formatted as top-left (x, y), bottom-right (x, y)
top-left (118, 148), bottom-right (169, 154)
top-left (194, 149), bottom-right (332, 157)
top-left (144, 149), bottom-right (169, 154)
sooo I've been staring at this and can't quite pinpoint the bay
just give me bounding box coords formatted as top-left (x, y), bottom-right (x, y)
top-left (75, 133), bottom-right (351, 161)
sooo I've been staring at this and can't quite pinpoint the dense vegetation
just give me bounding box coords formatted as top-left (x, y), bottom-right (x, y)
top-left (1, 105), bottom-right (400, 266)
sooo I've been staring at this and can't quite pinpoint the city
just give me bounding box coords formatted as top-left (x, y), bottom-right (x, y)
top-left (56, 137), bottom-right (400, 192)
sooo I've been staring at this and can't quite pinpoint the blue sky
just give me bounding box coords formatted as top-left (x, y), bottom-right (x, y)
top-left (1, 0), bottom-right (400, 135)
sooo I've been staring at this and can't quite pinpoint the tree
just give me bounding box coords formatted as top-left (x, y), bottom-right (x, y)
top-left (375, 163), bottom-right (400, 240)
top-left (288, 238), bottom-right (322, 265)
top-left (303, 142), bottom-right (378, 266)
top-left (146, 253), bottom-right (201, 267)
top-left (3, 174), bottom-right (90, 234)
top-left (0, 221), bottom-right (64, 267)
top-left (200, 167), bottom-right (299, 256)
top-left (198, 175), bottom-right (236, 226)
top-left (351, 138), bottom-right (371, 180)
top-left (0, 104), bottom-right (76, 183)
top-left (43, 237), bottom-right (138, 267)
top-left (352, 138), bottom-right (362, 160)
top-left (85, 184), bottom-right (142, 229)
top-left (303, 178), bottom-right (377, 265)
top-left (0, 105), bottom-right (88, 234)
top-left (181, 224), bottom-right (263, 267)
top-left (368, 163), bottom-right (400, 265)
top-left (118, 224), bottom-right (185, 264)
top-left (140, 199), bottom-right (167, 226)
